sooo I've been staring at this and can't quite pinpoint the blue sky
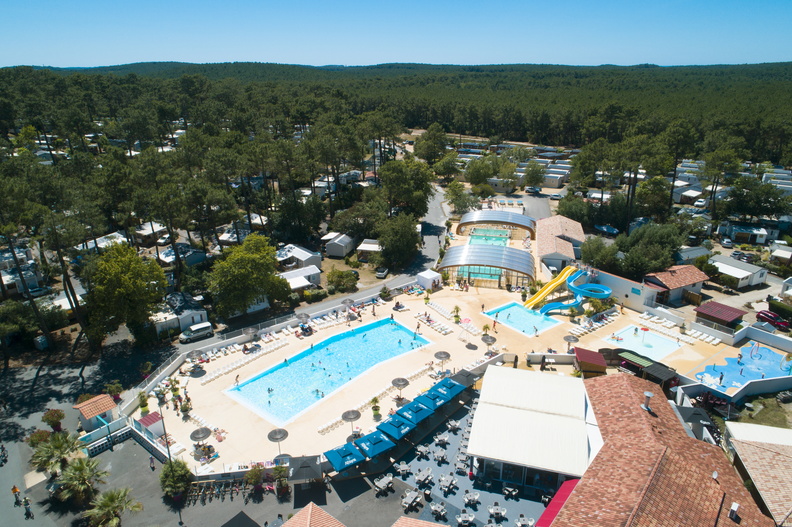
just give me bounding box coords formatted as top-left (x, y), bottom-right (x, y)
top-left (2, 0), bottom-right (790, 68)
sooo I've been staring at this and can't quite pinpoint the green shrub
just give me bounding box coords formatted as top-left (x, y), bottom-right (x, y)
top-left (380, 286), bottom-right (391, 300)
top-left (441, 271), bottom-right (449, 282)
top-left (439, 247), bottom-right (445, 259)
top-left (42, 409), bottom-right (65, 430)
top-left (306, 289), bottom-right (328, 303)
top-left (769, 300), bottom-right (792, 321)
top-left (327, 284), bottom-right (336, 295)
top-left (27, 429), bottom-right (52, 448)
top-left (159, 459), bottom-right (193, 498)
top-left (244, 466), bottom-right (265, 487)
top-left (138, 392), bottom-right (149, 410)
top-left (288, 293), bottom-right (301, 307)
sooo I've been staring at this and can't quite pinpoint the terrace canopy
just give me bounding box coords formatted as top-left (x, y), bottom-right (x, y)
top-left (431, 378), bottom-right (466, 400)
top-left (323, 443), bottom-right (366, 472)
top-left (396, 400), bottom-right (433, 425)
top-left (376, 415), bottom-right (416, 441)
top-left (456, 210), bottom-right (536, 239)
top-left (353, 430), bottom-right (396, 459)
top-left (694, 301), bottom-right (747, 326)
top-left (415, 391), bottom-right (448, 410)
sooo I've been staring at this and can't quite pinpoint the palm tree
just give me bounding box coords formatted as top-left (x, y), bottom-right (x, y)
top-left (83, 488), bottom-right (143, 526)
top-left (482, 324), bottom-right (491, 335)
top-left (31, 432), bottom-right (82, 476)
top-left (57, 457), bottom-right (108, 505)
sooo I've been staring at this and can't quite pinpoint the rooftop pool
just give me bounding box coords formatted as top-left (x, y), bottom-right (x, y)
top-left (226, 319), bottom-right (430, 425)
top-left (485, 302), bottom-right (561, 336)
top-left (604, 325), bottom-right (682, 362)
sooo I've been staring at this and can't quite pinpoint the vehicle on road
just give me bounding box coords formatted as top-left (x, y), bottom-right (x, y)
top-left (721, 238), bottom-right (733, 248)
top-left (375, 267), bottom-right (389, 279)
top-left (525, 186), bottom-right (541, 195)
top-left (550, 193), bottom-right (562, 200)
top-left (756, 310), bottom-right (789, 331)
top-left (179, 321), bottom-right (214, 344)
top-left (23, 286), bottom-right (52, 299)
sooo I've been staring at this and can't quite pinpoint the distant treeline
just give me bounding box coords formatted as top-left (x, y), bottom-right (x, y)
top-left (2, 61), bottom-right (792, 163)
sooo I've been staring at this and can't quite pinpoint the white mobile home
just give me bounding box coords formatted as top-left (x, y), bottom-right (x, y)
top-left (325, 234), bottom-right (355, 258)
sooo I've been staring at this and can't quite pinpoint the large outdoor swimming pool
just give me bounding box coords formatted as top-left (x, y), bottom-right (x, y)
top-left (470, 227), bottom-right (510, 237)
top-left (469, 235), bottom-right (509, 247)
top-left (226, 319), bottom-right (430, 424)
top-left (603, 325), bottom-right (682, 362)
top-left (485, 302), bottom-right (561, 336)
top-left (696, 341), bottom-right (792, 393)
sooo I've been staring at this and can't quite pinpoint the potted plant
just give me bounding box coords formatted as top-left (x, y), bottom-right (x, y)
top-left (371, 397), bottom-right (381, 421)
top-left (521, 289), bottom-right (528, 302)
top-left (680, 322), bottom-right (687, 335)
top-left (138, 392), bottom-right (150, 416)
top-left (180, 400), bottom-right (192, 416)
top-left (139, 361), bottom-right (153, 379)
top-left (244, 466), bottom-right (265, 490)
top-left (424, 292), bottom-right (431, 304)
top-left (42, 409), bottom-right (65, 432)
top-left (273, 465), bottom-right (290, 500)
top-left (452, 305), bottom-right (461, 324)
top-left (482, 324), bottom-right (491, 335)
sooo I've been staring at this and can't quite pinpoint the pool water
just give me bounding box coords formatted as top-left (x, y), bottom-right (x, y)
top-left (604, 325), bottom-right (682, 362)
top-left (471, 227), bottom-right (510, 237)
top-left (226, 319), bottom-right (430, 425)
top-left (695, 341), bottom-right (792, 393)
top-left (485, 302), bottom-right (561, 335)
top-left (469, 235), bottom-right (509, 247)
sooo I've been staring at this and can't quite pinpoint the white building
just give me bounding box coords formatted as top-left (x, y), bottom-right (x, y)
top-left (276, 244), bottom-right (322, 270)
top-left (73, 231), bottom-right (128, 253)
top-left (133, 222), bottom-right (167, 246)
top-left (151, 292), bottom-right (208, 334)
top-left (709, 254), bottom-right (767, 289)
top-left (0, 246), bottom-right (33, 271)
top-left (325, 234), bottom-right (355, 258)
top-left (278, 265), bottom-right (321, 291)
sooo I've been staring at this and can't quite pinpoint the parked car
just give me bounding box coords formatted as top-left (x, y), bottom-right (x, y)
top-left (694, 198), bottom-right (707, 207)
top-left (730, 250), bottom-right (744, 259)
top-left (756, 310), bottom-right (789, 331)
top-left (375, 267), bottom-right (389, 279)
top-left (156, 234), bottom-right (171, 246)
top-left (550, 193), bottom-right (562, 200)
top-left (721, 238), bottom-right (733, 248)
top-left (525, 186), bottom-right (541, 195)
top-left (23, 286), bottom-right (52, 299)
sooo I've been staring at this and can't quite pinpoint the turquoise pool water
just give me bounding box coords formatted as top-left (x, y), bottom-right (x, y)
top-left (471, 227), bottom-right (510, 237)
top-left (469, 235), bottom-right (509, 247)
top-left (695, 341), bottom-right (792, 393)
top-left (226, 319), bottom-right (430, 425)
top-left (603, 325), bottom-right (681, 362)
top-left (485, 302), bottom-right (561, 336)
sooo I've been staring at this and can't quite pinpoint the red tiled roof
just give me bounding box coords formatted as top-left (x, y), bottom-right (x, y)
top-left (537, 216), bottom-right (584, 260)
top-left (390, 517), bottom-right (444, 527)
top-left (694, 301), bottom-right (748, 323)
top-left (72, 394), bottom-right (116, 420)
top-left (574, 347), bottom-right (606, 367)
top-left (283, 502), bottom-right (346, 527)
top-left (550, 374), bottom-right (773, 527)
top-left (644, 265), bottom-right (708, 291)
top-left (730, 440), bottom-right (792, 526)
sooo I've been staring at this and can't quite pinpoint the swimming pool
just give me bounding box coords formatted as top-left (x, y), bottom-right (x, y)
top-left (469, 235), bottom-right (509, 247)
top-left (226, 319), bottom-right (430, 425)
top-left (695, 341), bottom-right (792, 393)
top-left (470, 227), bottom-right (510, 237)
top-left (603, 325), bottom-right (682, 362)
top-left (485, 302), bottom-right (561, 336)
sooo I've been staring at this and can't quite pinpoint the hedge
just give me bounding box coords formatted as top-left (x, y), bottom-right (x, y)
top-left (769, 300), bottom-right (792, 321)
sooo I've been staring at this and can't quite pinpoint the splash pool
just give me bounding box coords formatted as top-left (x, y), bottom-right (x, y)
top-left (226, 319), bottom-right (430, 425)
top-left (485, 302), bottom-right (561, 335)
top-left (695, 341), bottom-right (792, 393)
top-left (603, 325), bottom-right (682, 362)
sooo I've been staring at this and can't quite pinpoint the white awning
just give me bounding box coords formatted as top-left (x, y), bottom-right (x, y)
top-left (286, 276), bottom-right (312, 291)
top-left (710, 260), bottom-right (752, 280)
top-left (682, 189), bottom-right (702, 198)
top-left (357, 240), bottom-right (381, 252)
top-left (321, 232), bottom-right (340, 242)
top-left (466, 368), bottom-right (599, 477)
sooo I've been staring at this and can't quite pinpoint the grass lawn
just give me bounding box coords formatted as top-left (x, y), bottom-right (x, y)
top-left (741, 396), bottom-right (790, 429)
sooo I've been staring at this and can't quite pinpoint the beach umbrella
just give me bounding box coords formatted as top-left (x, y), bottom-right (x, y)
top-left (434, 350), bottom-right (451, 369)
top-left (482, 334), bottom-right (496, 352)
top-left (392, 377), bottom-right (409, 398)
top-left (287, 455), bottom-right (323, 483)
top-left (564, 334), bottom-right (579, 351)
top-left (267, 428), bottom-right (289, 456)
top-left (641, 327), bottom-right (649, 343)
top-left (342, 409), bottom-right (361, 436)
top-left (190, 427), bottom-right (212, 443)
top-left (296, 312), bottom-right (310, 324)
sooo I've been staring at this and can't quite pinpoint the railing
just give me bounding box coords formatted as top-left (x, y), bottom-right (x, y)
top-left (78, 417), bottom-right (128, 444)
top-left (695, 318), bottom-right (735, 335)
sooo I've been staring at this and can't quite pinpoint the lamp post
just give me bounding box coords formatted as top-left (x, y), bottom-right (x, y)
top-left (157, 398), bottom-right (173, 461)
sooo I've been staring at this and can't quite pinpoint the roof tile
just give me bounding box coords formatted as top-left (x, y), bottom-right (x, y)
top-left (72, 394), bottom-right (116, 420)
top-left (644, 265), bottom-right (709, 291)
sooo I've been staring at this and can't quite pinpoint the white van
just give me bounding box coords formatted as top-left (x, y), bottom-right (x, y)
top-left (179, 322), bottom-right (213, 344)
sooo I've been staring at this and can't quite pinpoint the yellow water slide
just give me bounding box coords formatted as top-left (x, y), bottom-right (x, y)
top-left (523, 265), bottom-right (577, 310)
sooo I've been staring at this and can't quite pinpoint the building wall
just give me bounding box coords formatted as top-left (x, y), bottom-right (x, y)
top-left (594, 271), bottom-right (657, 312)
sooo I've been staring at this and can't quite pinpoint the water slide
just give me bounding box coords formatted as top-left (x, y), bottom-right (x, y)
top-left (538, 270), bottom-right (612, 315)
top-left (523, 265), bottom-right (578, 310)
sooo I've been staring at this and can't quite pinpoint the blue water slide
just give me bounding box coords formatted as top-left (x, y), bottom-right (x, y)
top-left (538, 270), bottom-right (612, 315)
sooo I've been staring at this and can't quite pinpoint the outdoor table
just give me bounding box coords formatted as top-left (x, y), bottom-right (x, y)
top-left (435, 432), bottom-right (450, 445)
top-left (515, 516), bottom-right (534, 526)
top-left (396, 462), bottom-right (411, 476)
top-left (447, 420), bottom-right (460, 431)
top-left (415, 468), bottom-right (433, 485)
top-left (455, 461), bottom-right (468, 474)
top-left (416, 445), bottom-right (430, 458)
top-left (435, 450), bottom-right (447, 463)
top-left (431, 502), bottom-right (446, 516)
top-left (490, 505), bottom-right (506, 518)
top-left (457, 512), bottom-right (475, 525)
top-left (463, 491), bottom-right (479, 505)
top-left (402, 490), bottom-right (420, 509)
top-left (504, 486), bottom-right (519, 498)
top-left (374, 474), bottom-right (393, 491)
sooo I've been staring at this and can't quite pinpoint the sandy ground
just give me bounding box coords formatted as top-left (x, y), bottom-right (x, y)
top-left (135, 226), bottom-right (770, 474)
